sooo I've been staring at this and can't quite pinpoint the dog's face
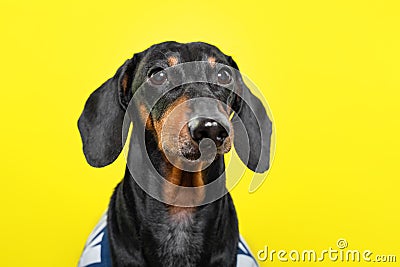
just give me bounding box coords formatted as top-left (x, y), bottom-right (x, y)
top-left (129, 42), bottom-right (237, 162)
top-left (78, 41), bottom-right (272, 175)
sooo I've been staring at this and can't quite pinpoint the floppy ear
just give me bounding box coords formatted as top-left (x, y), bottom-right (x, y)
top-left (228, 57), bottom-right (273, 173)
top-left (78, 56), bottom-right (140, 167)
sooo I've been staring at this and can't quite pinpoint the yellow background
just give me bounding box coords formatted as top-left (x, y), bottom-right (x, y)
top-left (1, 0), bottom-right (399, 266)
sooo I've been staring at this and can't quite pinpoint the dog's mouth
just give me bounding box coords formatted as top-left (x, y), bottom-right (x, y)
top-left (179, 136), bottom-right (232, 161)
top-left (179, 140), bottom-right (202, 161)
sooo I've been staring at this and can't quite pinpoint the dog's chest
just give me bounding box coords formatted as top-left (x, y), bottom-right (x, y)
top-left (154, 212), bottom-right (205, 267)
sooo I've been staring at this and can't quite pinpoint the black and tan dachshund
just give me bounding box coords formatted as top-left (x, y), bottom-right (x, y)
top-left (77, 41), bottom-right (272, 267)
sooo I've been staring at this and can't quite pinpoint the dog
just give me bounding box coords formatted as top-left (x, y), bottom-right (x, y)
top-left (77, 41), bottom-right (272, 267)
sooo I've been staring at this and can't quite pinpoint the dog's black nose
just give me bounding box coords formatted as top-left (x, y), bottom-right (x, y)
top-left (188, 118), bottom-right (229, 147)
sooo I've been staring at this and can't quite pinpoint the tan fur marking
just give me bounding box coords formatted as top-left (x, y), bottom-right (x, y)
top-left (217, 102), bottom-right (234, 154)
top-left (208, 56), bottom-right (216, 68)
top-left (121, 74), bottom-right (129, 93)
top-left (217, 102), bottom-right (229, 117)
top-left (168, 56), bottom-right (178, 66)
top-left (138, 104), bottom-right (153, 129)
top-left (153, 96), bottom-right (188, 151)
top-left (164, 164), bottom-right (205, 215)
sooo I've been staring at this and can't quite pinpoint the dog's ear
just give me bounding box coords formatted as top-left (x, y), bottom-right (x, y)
top-left (78, 54), bottom-right (141, 167)
top-left (227, 56), bottom-right (273, 173)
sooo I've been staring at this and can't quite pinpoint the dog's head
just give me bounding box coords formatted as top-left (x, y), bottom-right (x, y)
top-left (78, 41), bottom-right (272, 173)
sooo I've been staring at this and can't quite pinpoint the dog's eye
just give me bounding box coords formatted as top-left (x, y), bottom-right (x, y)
top-left (148, 68), bottom-right (168, 85)
top-left (217, 67), bottom-right (232, 85)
